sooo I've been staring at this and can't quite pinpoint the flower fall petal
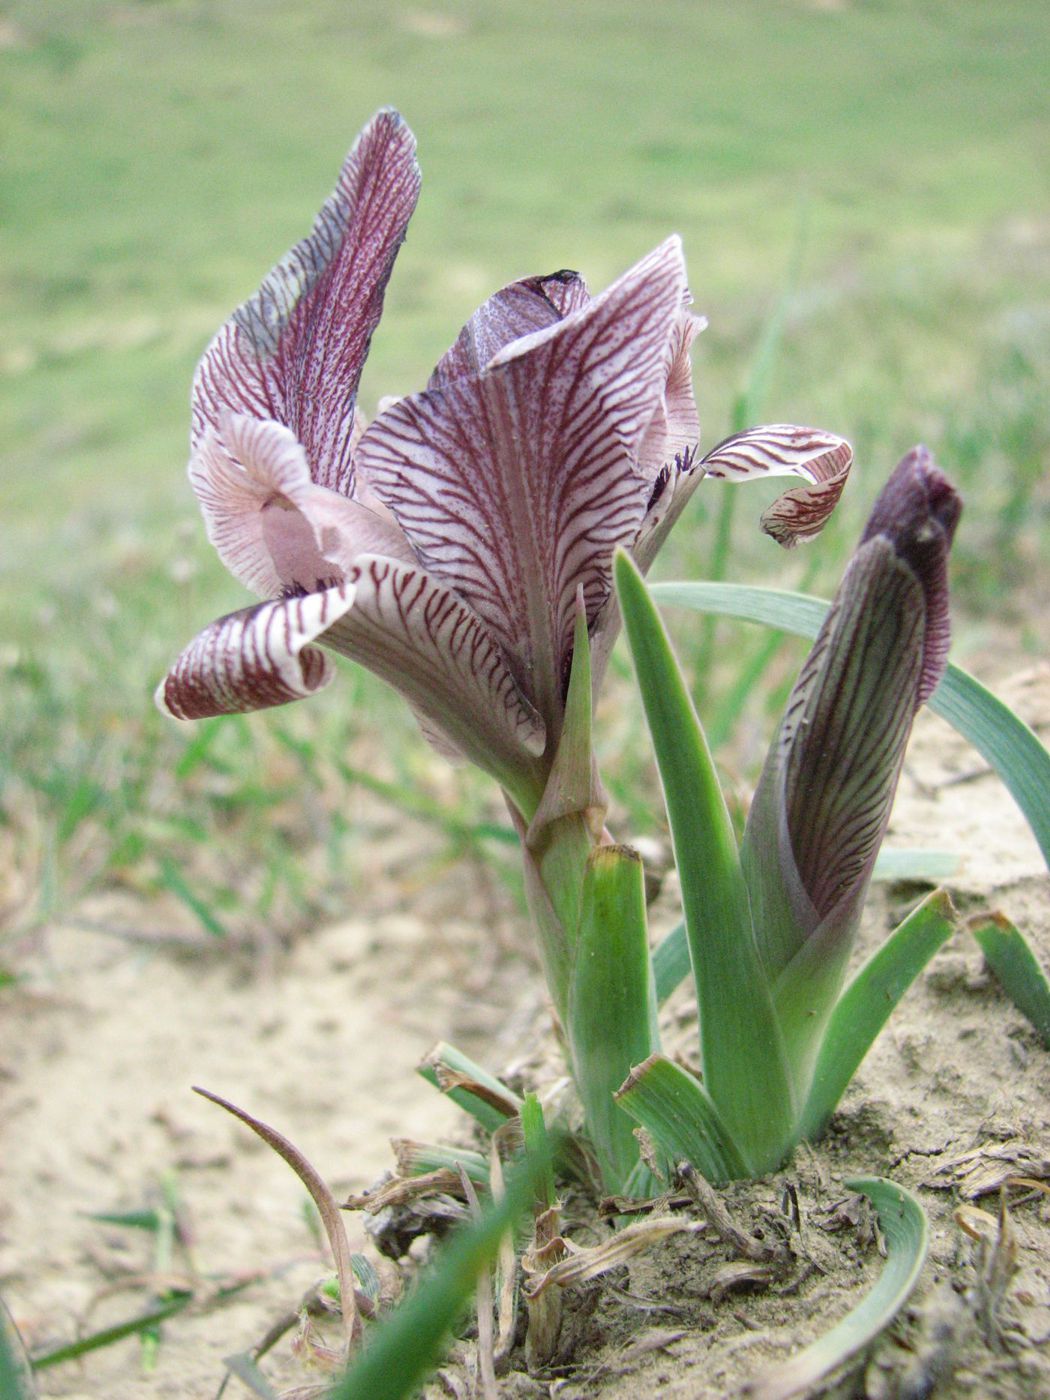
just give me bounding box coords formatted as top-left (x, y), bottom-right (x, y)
top-left (157, 587), bottom-right (356, 719)
top-left (701, 423), bottom-right (854, 546)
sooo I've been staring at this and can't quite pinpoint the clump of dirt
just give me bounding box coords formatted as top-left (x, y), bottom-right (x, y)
top-left (1, 669), bottom-right (1048, 1398)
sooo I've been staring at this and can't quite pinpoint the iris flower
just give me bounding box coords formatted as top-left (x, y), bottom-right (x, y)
top-left (158, 109), bottom-right (853, 812)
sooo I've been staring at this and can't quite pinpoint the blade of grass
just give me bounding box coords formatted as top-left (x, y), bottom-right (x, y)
top-left (1, 1294), bottom-right (36, 1398)
top-left (158, 857), bottom-right (227, 940)
top-left (329, 1163), bottom-right (536, 1400)
top-left (30, 1294), bottom-right (194, 1370)
top-left (616, 552), bottom-right (794, 1172)
top-left (568, 844), bottom-right (660, 1193)
top-left (615, 1053), bottom-right (748, 1186)
top-left (970, 913), bottom-right (1050, 1047)
top-left (417, 1043), bottom-right (522, 1133)
top-left (743, 1176), bottom-right (928, 1400)
top-left (650, 581), bottom-right (1050, 875)
top-left (193, 1088), bottom-right (358, 1345)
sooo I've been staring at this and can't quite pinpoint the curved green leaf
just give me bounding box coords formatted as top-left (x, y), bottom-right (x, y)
top-left (650, 581), bottom-right (1050, 874)
top-left (744, 1176), bottom-right (928, 1400)
top-left (799, 889), bottom-right (957, 1140)
top-left (614, 1053), bottom-right (748, 1185)
top-left (971, 913), bottom-right (1050, 1048)
top-left (616, 553), bottom-right (794, 1173)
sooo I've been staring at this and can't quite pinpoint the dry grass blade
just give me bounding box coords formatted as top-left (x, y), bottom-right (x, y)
top-left (459, 1167), bottom-right (498, 1400)
top-left (525, 1218), bottom-right (703, 1298)
top-left (192, 1087), bottom-right (359, 1346)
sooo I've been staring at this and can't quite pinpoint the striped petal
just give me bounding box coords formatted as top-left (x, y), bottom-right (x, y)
top-left (157, 560), bottom-right (546, 789)
top-left (192, 109), bottom-right (420, 495)
top-left (356, 237), bottom-right (689, 720)
top-left (742, 448), bottom-right (961, 983)
top-left (636, 309), bottom-right (705, 480)
top-left (859, 445), bottom-right (960, 703)
top-left (157, 588), bottom-right (355, 720)
top-left (189, 416), bottom-right (415, 599)
top-left (323, 555), bottom-right (546, 787)
top-left (428, 271), bottom-right (590, 389)
top-left (701, 424), bottom-right (853, 546)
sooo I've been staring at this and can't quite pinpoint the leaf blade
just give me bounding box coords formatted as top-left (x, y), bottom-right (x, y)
top-left (744, 1176), bottom-right (928, 1400)
top-left (799, 890), bottom-right (957, 1140)
top-left (971, 913), bottom-right (1050, 1048)
top-left (616, 553), bottom-right (795, 1171)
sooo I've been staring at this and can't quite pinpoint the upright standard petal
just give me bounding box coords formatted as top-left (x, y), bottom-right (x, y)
top-left (428, 271), bottom-right (590, 389)
top-left (192, 110), bottom-right (421, 495)
top-left (157, 587), bottom-right (356, 720)
top-left (356, 238), bottom-right (689, 721)
top-left (701, 424), bottom-right (854, 546)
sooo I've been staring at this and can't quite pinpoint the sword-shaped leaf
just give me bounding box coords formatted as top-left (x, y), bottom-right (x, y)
top-left (569, 844), bottom-right (660, 1193)
top-left (799, 890), bottom-right (957, 1140)
top-left (615, 550), bottom-right (794, 1174)
top-left (971, 913), bottom-right (1050, 1048)
top-left (614, 1054), bottom-right (747, 1185)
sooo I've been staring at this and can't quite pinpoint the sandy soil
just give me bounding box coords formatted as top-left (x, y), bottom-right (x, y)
top-left (1, 667), bottom-right (1048, 1399)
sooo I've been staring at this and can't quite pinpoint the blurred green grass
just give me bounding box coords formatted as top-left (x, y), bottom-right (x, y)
top-left (2, 0), bottom-right (1048, 943)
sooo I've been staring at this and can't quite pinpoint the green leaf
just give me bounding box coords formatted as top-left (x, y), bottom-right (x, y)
top-left (650, 581), bottom-right (1050, 875)
top-left (520, 1094), bottom-right (556, 1210)
top-left (330, 1164), bottom-right (534, 1400)
top-left (799, 890), bottom-right (957, 1141)
top-left (653, 849), bottom-right (957, 1007)
top-left (417, 1042), bottom-right (523, 1134)
top-left (614, 1054), bottom-right (748, 1185)
top-left (615, 552), bottom-right (794, 1172)
top-left (158, 856), bottom-right (228, 939)
top-left (31, 1294), bottom-right (195, 1370)
top-left (0, 1294), bottom-right (35, 1398)
top-left (744, 1176), bottom-right (928, 1400)
top-left (569, 844), bottom-right (660, 1193)
top-left (971, 913), bottom-right (1050, 1048)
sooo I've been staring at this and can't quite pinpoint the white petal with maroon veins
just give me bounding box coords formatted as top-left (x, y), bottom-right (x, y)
top-left (190, 416), bottom-right (415, 599)
top-left (192, 109), bottom-right (420, 495)
top-left (701, 424), bottom-right (853, 546)
top-left (157, 587), bottom-right (356, 719)
top-left (323, 555), bottom-right (546, 785)
top-left (356, 238), bottom-right (688, 718)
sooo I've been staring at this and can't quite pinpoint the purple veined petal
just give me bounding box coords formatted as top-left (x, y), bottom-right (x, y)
top-left (860, 445), bottom-right (961, 703)
top-left (190, 416), bottom-right (416, 599)
top-left (323, 555), bottom-right (547, 788)
top-left (428, 271), bottom-right (590, 389)
top-left (779, 539), bottom-right (925, 923)
top-left (157, 587), bottom-right (356, 720)
top-left (701, 424), bottom-right (854, 546)
top-left (192, 109), bottom-right (421, 495)
top-left (636, 308), bottom-right (706, 480)
top-left (356, 237), bottom-right (689, 720)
